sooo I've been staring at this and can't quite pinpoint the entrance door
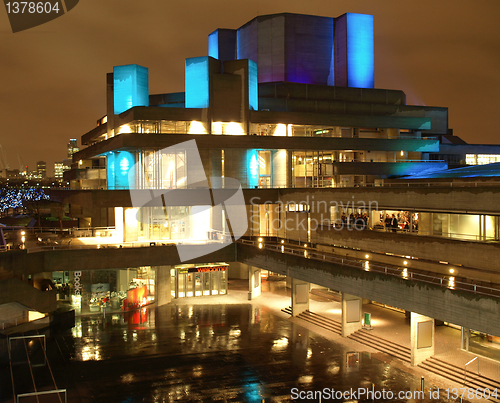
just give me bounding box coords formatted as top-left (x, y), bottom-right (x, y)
top-left (203, 273), bottom-right (210, 295)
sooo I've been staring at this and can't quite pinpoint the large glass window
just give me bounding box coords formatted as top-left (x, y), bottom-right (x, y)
top-left (138, 149), bottom-right (186, 190)
top-left (466, 154), bottom-right (500, 165)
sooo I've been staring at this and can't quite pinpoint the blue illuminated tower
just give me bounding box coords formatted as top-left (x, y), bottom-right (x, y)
top-left (335, 13), bottom-right (374, 88)
top-left (208, 12), bottom-right (374, 88)
top-left (113, 64), bottom-right (149, 115)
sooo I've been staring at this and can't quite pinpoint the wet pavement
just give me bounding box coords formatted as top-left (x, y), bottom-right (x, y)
top-left (1, 278), bottom-right (496, 402)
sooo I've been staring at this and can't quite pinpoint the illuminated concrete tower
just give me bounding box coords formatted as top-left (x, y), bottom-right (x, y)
top-left (113, 64), bottom-right (149, 115)
top-left (208, 12), bottom-right (374, 88)
top-left (334, 13), bottom-right (374, 88)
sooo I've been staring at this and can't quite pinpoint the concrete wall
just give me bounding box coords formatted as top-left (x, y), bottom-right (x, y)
top-left (53, 186), bottom-right (500, 216)
top-left (0, 278), bottom-right (57, 313)
top-left (237, 243), bottom-right (500, 337)
top-left (0, 244), bottom-right (236, 275)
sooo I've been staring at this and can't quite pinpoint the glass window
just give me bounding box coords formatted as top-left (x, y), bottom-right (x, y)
top-left (186, 274), bottom-right (194, 297)
top-left (170, 269), bottom-right (176, 299)
top-left (220, 271), bottom-right (227, 295)
top-left (203, 273), bottom-right (210, 296)
top-left (178, 274), bottom-right (185, 298)
top-left (195, 273), bottom-right (202, 297)
top-left (212, 272), bottom-right (220, 295)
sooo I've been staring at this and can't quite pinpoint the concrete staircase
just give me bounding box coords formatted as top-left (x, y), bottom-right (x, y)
top-left (297, 310), bottom-right (343, 335)
top-left (281, 308), bottom-right (342, 335)
top-left (348, 329), bottom-right (411, 363)
top-left (419, 357), bottom-right (500, 403)
top-left (281, 306), bottom-right (292, 315)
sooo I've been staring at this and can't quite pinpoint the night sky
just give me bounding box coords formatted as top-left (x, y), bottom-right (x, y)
top-left (1, 0), bottom-right (499, 175)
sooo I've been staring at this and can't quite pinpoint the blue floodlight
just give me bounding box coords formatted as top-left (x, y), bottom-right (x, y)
top-left (346, 13), bottom-right (374, 88)
top-left (248, 60), bottom-right (258, 111)
top-left (247, 149), bottom-right (259, 188)
top-left (208, 31), bottom-right (219, 59)
top-left (106, 152), bottom-right (115, 190)
top-left (115, 151), bottom-right (136, 189)
top-left (113, 65), bottom-right (149, 115)
top-left (185, 57), bottom-right (210, 108)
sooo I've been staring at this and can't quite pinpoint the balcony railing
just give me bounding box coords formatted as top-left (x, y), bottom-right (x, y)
top-left (239, 238), bottom-right (500, 299)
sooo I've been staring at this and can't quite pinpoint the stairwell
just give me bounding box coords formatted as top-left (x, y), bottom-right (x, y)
top-left (419, 357), bottom-right (500, 403)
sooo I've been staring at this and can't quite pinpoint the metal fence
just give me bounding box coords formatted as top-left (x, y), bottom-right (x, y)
top-left (239, 239), bottom-right (500, 299)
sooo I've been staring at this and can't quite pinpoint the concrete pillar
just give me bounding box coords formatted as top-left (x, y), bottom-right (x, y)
top-left (461, 327), bottom-right (470, 351)
top-left (291, 278), bottom-right (309, 317)
top-left (228, 262), bottom-right (249, 280)
top-left (155, 266), bottom-right (172, 307)
top-left (410, 312), bottom-right (435, 366)
top-left (248, 266), bottom-right (261, 300)
top-left (342, 293), bottom-right (362, 337)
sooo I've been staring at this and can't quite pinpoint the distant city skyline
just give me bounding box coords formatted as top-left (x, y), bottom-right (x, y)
top-left (1, 0), bottom-right (499, 175)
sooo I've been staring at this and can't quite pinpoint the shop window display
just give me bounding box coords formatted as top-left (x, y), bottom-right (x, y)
top-left (68, 267), bottom-right (155, 313)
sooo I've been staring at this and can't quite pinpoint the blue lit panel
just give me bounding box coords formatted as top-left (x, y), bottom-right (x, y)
top-left (185, 57), bottom-right (210, 108)
top-left (346, 13), bottom-right (374, 88)
top-left (284, 14), bottom-right (334, 86)
top-left (209, 29), bottom-right (237, 64)
top-left (208, 30), bottom-right (219, 59)
top-left (113, 65), bottom-right (149, 115)
top-left (106, 152), bottom-right (115, 190)
top-left (115, 151), bottom-right (136, 189)
top-left (247, 149), bottom-right (259, 189)
top-left (248, 60), bottom-right (258, 111)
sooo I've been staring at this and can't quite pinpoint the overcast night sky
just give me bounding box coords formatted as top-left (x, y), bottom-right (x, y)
top-left (1, 0), bottom-right (499, 176)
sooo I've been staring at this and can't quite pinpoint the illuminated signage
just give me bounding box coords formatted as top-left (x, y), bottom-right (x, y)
top-left (177, 264), bottom-right (228, 274)
top-left (73, 271), bottom-right (82, 295)
top-left (189, 265), bottom-right (227, 273)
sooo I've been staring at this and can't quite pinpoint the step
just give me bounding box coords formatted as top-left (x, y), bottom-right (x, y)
top-left (298, 311), bottom-right (342, 330)
top-left (349, 330), bottom-right (411, 357)
top-left (348, 330), bottom-right (411, 356)
top-left (297, 313), bottom-right (342, 335)
top-left (297, 313), bottom-right (341, 329)
top-left (419, 360), bottom-right (500, 403)
top-left (347, 330), bottom-right (411, 362)
top-left (427, 357), bottom-right (500, 391)
top-left (281, 306), bottom-right (292, 315)
top-left (300, 310), bottom-right (342, 327)
top-left (293, 311), bottom-right (342, 335)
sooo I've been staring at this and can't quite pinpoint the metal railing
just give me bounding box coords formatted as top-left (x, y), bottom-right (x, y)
top-left (17, 389), bottom-right (67, 403)
top-left (24, 236), bottom-right (228, 253)
top-left (371, 227), bottom-right (500, 243)
top-left (9, 334), bottom-right (66, 403)
top-left (239, 238), bottom-right (500, 299)
top-left (50, 179), bottom-right (500, 191)
top-left (464, 356), bottom-right (479, 385)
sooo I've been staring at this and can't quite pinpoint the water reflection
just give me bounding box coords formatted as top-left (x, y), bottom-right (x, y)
top-left (56, 303), bottom-right (455, 402)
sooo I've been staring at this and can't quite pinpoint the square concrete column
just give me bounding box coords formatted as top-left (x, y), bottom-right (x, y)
top-left (342, 293), bottom-right (362, 337)
top-left (291, 278), bottom-right (309, 317)
top-left (410, 312), bottom-right (435, 366)
top-left (155, 266), bottom-right (171, 307)
top-left (248, 266), bottom-right (261, 300)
